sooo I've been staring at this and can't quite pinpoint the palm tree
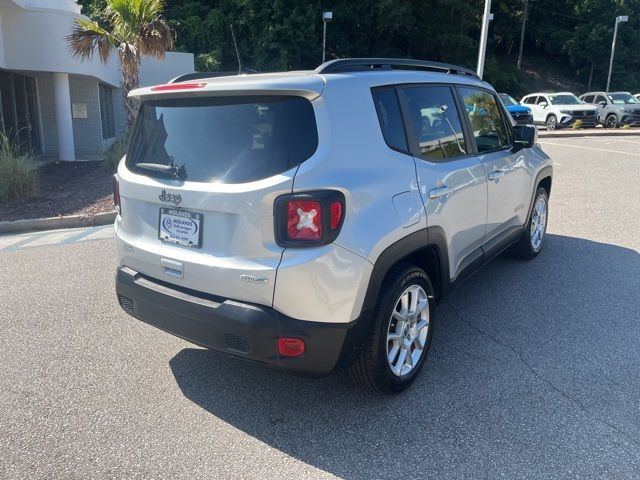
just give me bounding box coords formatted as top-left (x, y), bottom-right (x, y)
top-left (67, 0), bottom-right (174, 128)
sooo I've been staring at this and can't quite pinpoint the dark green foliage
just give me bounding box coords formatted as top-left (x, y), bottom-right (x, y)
top-left (78, 0), bottom-right (640, 92)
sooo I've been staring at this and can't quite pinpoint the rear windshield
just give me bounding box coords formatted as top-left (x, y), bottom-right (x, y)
top-left (127, 95), bottom-right (318, 183)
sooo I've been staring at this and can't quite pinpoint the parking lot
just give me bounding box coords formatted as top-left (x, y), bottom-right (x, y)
top-left (1, 135), bottom-right (639, 479)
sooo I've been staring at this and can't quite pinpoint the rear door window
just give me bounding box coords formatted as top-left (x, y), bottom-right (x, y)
top-left (127, 95), bottom-right (318, 184)
top-left (400, 85), bottom-right (468, 161)
top-left (458, 87), bottom-right (510, 153)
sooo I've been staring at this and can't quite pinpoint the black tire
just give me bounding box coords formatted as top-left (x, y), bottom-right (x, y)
top-left (605, 114), bottom-right (618, 129)
top-left (349, 263), bottom-right (435, 394)
top-left (515, 187), bottom-right (549, 259)
top-left (546, 114), bottom-right (558, 131)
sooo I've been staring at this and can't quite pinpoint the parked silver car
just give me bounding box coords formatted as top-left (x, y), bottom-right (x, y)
top-left (114, 58), bottom-right (553, 393)
top-left (579, 91), bottom-right (640, 128)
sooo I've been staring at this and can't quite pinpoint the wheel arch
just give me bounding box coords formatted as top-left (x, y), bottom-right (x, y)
top-left (361, 227), bottom-right (449, 316)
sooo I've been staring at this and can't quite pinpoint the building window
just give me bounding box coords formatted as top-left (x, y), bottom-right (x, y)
top-left (99, 84), bottom-right (115, 139)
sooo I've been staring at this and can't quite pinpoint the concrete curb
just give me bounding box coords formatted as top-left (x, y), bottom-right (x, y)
top-left (0, 211), bottom-right (116, 235)
top-left (538, 129), bottom-right (640, 138)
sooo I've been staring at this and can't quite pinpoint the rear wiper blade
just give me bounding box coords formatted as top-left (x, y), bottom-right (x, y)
top-left (136, 163), bottom-right (186, 179)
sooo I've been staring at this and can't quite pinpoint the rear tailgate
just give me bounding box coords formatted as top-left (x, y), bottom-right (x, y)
top-left (115, 76), bottom-right (324, 307)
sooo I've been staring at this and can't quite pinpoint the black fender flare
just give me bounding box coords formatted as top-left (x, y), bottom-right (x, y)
top-left (360, 227), bottom-right (450, 314)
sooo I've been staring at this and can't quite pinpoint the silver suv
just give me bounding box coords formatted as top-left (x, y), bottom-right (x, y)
top-left (114, 58), bottom-right (553, 394)
top-left (579, 91), bottom-right (640, 128)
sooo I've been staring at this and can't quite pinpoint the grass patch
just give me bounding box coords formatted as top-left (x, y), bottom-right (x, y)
top-left (103, 134), bottom-right (129, 173)
top-left (621, 124), bottom-right (631, 130)
top-left (571, 119), bottom-right (583, 129)
top-left (0, 132), bottom-right (38, 205)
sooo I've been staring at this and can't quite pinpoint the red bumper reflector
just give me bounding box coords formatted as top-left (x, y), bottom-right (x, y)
top-left (277, 338), bottom-right (306, 357)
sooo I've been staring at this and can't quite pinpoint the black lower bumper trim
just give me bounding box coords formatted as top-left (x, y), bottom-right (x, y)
top-left (115, 267), bottom-right (365, 376)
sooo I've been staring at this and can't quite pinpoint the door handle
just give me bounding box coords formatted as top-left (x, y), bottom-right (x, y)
top-left (488, 170), bottom-right (505, 181)
top-left (429, 185), bottom-right (452, 199)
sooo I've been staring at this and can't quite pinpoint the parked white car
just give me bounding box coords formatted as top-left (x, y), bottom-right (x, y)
top-left (521, 92), bottom-right (598, 130)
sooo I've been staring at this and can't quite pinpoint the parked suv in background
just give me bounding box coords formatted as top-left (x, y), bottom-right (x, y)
top-left (521, 92), bottom-right (597, 130)
top-left (579, 91), bottom-right (640, 128)
top-left (499, 93), bottom-right (533, 125)
top-left (114, 58), bottom-right (552, 394)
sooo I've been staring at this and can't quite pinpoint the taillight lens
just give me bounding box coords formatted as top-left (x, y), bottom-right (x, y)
top-left (112, 174), bottom-right (121, 215)
top-left (150, 82), bottom-right (207, 92)
top-left (275, 191), bottom-right (345, 247)
top-left (287, 200), bottom-right (322, 240)
top-left (330, 201), bottom-right (342, 230)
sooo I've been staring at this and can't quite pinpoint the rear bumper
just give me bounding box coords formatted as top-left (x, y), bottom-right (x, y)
top-left (115, 266), bottom-right (366, 376)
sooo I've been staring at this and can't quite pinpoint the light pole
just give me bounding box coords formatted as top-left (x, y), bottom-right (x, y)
top-left (322, 11), bottom-right (333, 63)
top-left (476, 0), bottom-right (493, 79)
top-left (606, 15), bottom-right (629, 92)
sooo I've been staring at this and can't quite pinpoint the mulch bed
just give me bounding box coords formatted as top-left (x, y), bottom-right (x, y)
top-left (0, 161), bottom-right (115, 222)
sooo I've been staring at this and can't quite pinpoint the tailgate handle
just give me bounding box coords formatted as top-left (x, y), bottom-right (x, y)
top-left (161, 258), bottom-right (183, 279)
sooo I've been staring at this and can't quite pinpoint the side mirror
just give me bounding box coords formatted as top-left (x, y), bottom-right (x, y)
top-left (512, 124), bottom-right (537, 150)
top-left (598, 101), bottom-right (607, 107)
top-left (538, 101), bottom-right (548, 108)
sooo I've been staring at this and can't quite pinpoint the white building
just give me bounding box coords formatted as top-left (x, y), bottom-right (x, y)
top-left (0, 0), bottom-right (194, 160)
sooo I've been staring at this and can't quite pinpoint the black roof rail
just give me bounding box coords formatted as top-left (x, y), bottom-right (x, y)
top-left (315, 58), bottom-right (479, 79)
top-left (169, 69), bottom-right (257, 84)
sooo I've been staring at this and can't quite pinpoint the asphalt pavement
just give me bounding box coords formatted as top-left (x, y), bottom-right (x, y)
top-left (1, 135), bottom-right (639, 479)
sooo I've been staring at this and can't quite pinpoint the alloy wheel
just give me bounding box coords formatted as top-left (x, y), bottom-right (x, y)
top-left (530, 195), bottom-right (547, 252)
top-left (386, 285), bottom-right (430, 377)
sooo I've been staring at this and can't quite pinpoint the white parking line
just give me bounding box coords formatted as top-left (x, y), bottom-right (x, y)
top-left (597, 138), bottom-right (640, 145)
top-left (0, 225), bottom-right (114, 253)
top-left (538, 141), bottom-right (640, 157)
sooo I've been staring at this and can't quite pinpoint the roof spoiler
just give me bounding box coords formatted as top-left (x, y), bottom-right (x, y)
top-left (169, 69), bottom-right (258, 84)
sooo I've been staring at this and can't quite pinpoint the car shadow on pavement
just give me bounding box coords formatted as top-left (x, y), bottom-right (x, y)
top-left (169, 234), bottom-right (640, 479)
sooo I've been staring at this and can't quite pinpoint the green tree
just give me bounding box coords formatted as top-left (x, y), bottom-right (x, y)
top-left (68, 0), bottom-right (174, 127)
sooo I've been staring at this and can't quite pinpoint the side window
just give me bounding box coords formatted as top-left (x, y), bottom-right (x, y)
top-left (523, 96), bottom-right (536, 105)
top-left (371, 87), bottom-right (408, 152)
top-left (595, 95), bottom-right (607, 104)
top-left (537, 96), bottom-right (548, 105)
top-left (400, 85), bottom-right (467, 161)
top-left (583, 95), bottom-right (593, 104)
top-left (459, 87), bottom-right (509, 153)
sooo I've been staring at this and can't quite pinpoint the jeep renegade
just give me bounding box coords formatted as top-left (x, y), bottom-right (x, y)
top-left (115, 58), bottom-right (552, 394)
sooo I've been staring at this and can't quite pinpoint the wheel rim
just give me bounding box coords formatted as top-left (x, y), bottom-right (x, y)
top-left (530, 195), bottom-right (547, 252)
top-left (386, 285), bottom-right (430, 377)
top-left (547, 117), bottom-right (556, 130)
top-left (606, 116), bottom-right (617, 128)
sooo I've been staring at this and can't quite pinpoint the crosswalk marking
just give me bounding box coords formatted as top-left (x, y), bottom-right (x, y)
top-left (0, 225), bottom-right (114, 253)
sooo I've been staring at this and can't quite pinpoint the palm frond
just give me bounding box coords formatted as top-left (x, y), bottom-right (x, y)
top-left (107, 0), bottom-right (166, 42)
top-left (138, 19), bottom-right (174, 58)
top-left (66, 18), bottom-right (114, 64)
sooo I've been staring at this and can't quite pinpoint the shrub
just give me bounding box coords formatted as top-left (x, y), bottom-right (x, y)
top-left (103, 134), bottom-right (129, 173)
top-left (572, 119), bottom-right (583, 129)
top-left (0, 132), bottom-right (38, 204)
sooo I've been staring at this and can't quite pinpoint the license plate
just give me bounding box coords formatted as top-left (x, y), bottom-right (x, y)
top-left (158, 208), bottom-right (203, 248)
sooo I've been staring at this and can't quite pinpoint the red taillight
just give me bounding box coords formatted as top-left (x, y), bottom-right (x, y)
top-left (150, 82), bottom-right (207, 92)
top-left (287, 200), bottom-right (322, 240)
top-left (112, 174), bottom-right (121, 214)
top-left (275, 191), bottom-right (345, 247)
top-left (277, 338), bottom-right (305, 357)
top-left (330, 201), bottom-right (343, 230)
